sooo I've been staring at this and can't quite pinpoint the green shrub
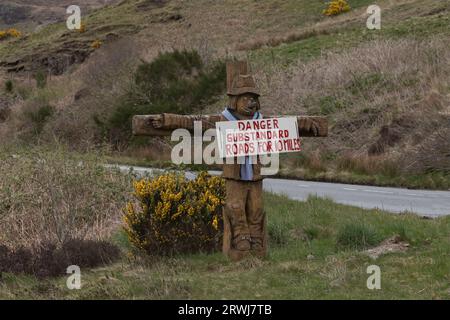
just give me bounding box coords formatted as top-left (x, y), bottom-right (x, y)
top-left (5, 80), bottom-right (13, 92)
top-left (34, 70), bottom-right (47, 89)
top-left (105, 50), bottom-right (226, 147)
top-left (336, 222), bottom-right (382, 250)
top-left (123, 172), bottom-right (225, 255)
top-left (25, 104), bottom-right (55, 134)
top-left (347, 73), bottom-right (390, 96)
top-left (318, 95), bottom-right (345, 115)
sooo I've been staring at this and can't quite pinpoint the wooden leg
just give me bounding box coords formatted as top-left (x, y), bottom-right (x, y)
top-left (223, 208), bottom-right (252, 261)
top-left (251, 211), bottom-right (268, 259)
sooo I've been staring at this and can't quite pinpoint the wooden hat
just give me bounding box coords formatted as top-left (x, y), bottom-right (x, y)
top-left (227, 74), bottom-right (260, 97)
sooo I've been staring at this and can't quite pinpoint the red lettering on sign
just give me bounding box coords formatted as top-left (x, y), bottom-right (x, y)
top-left (225, 144), bottom-right (232, 156)
top-left (273, 119), bottom-right (279, 129)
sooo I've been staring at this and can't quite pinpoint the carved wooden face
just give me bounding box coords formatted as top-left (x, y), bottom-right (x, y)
top-left (235, 93), bottom-right (260, 116)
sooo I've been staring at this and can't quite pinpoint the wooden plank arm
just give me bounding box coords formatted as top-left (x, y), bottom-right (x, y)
top-left (133, 114), bottom-right (328, 137)
top-left (132, 115), bottom-right (173, 136)
top-left (264, 115), bottom-right (328, 137)
top-left (132, 114), bottom-right (222, 136)
top-left (159, 113), bottom-right (221, 130)
top-left (297, 116), bottom-right (328, 137)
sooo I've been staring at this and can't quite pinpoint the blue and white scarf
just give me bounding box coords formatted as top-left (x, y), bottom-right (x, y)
top-left (222, 107), bottom-right (262, 181)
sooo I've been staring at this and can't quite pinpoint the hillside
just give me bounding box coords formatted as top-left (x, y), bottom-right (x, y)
top-left (0, 0), bottom-right (449, 188)
top-left (0, 1), bottom-right (122, 30)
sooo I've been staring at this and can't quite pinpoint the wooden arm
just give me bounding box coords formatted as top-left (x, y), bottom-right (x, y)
top-left (158, 113), bottom-right (222, 130)
top-left (133, 114), bottom-right (328, 137)
top-left (132, 115), bottom-right (173, 136)
top-left (296, 116), bottom-right (328, 137)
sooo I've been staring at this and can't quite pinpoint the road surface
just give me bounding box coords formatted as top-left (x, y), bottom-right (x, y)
top-left (106, 165), bottom-right (450, 217)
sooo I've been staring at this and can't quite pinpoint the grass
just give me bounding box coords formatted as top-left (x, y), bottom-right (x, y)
top-left (6, 0), bottom-right (446, 71)
top-left (0, 0), bottom-right (149, 67)
top-left (336, 223), bottom-right (383, 250)
top-left (249, 28), bottom-right (363, 67)
top-left (0, 144), bottom-right (132, 248)
top-left (1, 193), bottom-right (450, 299)
top-left (250, 10), bottom-right (450, 68)
top-left (278, 151), bottom-right (450, 190)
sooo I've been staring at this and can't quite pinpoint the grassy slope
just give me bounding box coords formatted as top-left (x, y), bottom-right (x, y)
top-left (0, 0), bottom-right (162, 69)
top-left (0, 1), bottom-right (123, 31)
top-left (121, 0), bottom-right (449, 190)
top-left (246, 0), bottom-right (450, 190)
top-left (0, 0), bottom-right (419, 66)
top-left (1, 0), bottom-right (449, 190)
top-left (2, 193), bottom-right (450, 300)
top-left (2, 0), bottom-right (449, 96)
top-left (249, 0), bottom-right (450, 67)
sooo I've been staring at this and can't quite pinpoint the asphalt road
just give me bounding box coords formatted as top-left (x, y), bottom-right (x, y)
top-left (107, 165), bottom-right (450, 217)
top-left (263, 178), bottom-right (450, 217)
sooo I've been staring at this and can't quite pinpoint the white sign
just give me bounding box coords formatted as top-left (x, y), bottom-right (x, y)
top-left (216, 117), bottom-right (301, 158)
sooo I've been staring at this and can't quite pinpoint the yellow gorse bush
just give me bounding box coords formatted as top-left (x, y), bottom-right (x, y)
top-left (0, 29), bottom-right (22, 41)
top-left (123, 172), bottom-right (226, 255)
top-left (91, 39), bottom-right (102, 49)
top-left (78, 23), bottom-right (86, 33)
top-left (323, 0), bottom-right (351, 16)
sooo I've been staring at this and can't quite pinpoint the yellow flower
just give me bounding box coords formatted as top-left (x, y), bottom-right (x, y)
top-left (0, 28), bottom-right (22, 40)
top-left (7, 29), bottom-right (21, 37)
top-left (212, 216), bottom-right (219, 230)
top-left (78, 23), bottom-right (86, 33)
top-left (91, 39), bottom-right (102, 49)
top-left (123, 171), bottom-right (225, 254)
top-left (323, 0), bottom-right (351, 16)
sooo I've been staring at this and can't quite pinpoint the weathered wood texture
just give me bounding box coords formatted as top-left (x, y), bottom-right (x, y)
top-left (222, 210), bottom-right (268, 261)
top-left (226, 60), bottom-right (248, 94)
top-left (132, 115), bottom-right (173, 137)
top-left (132, 114), bottom-right (328, 137)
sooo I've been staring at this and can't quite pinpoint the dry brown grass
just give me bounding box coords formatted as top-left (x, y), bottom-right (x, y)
top-left (0, 37), bottom-right (146, 149)
top-left (0, 146), bottom-right (131, 249)
top-left (236, 28), bottom-right (332, 52)
top-left (303, 150), bottom-right (327, 173)
top-left (401, 120), bottom-right (450, 174)
top-left (253, 38), bottom-right (450, 173)
top-left (336, 152), bottom-right (399, 177)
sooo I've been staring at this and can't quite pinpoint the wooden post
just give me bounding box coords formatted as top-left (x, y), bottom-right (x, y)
top-left (226, 60), bottom-right (248, 93)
